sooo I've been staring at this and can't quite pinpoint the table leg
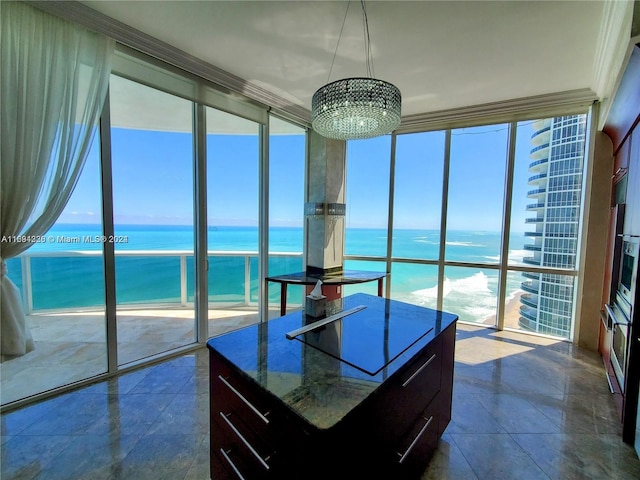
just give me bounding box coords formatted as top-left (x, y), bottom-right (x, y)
top-left (377, 278), bottom-right (383, 297)
top-left (280, 284), bottom-right (288, 316)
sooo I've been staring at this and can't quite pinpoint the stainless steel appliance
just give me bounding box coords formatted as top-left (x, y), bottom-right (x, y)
top-left (605, 239), bottom-right (638, 394)
top-left (618, 239), bottom-right (639, 309)
top-left (607, 295), bottom-right (632, 391)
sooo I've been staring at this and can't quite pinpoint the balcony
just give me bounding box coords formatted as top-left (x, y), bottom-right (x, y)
top-left (530, 125), bottom-right (551, 143)
top-left (519, 305), bottom-right (538, 323)
top-left (522, 271), bottom-right (540, 280)
top-left (1, 249), bottom-right (304, 406)
top-left (518, 314), bottom-right (538, 331)
top-left (528, 158), bottom-right (549, 172)
top-left (9, 249), bottom-right (304, 314)
top-left (520, 293), bottom-right (538, 309)
top-left (527, 173), bottom-right (548, 184)
top-left (529, 144), bottom-right (549, 162)
top-left (523, 257), bottom-right (540, 266)
top-left (520, 281), bottom-right (539, 295)
top-left (527, 188), bottom-right (546, 197)
top-left (524, 244), bottom-right (541, 251)
top-left (526, 202), bottom-right (545, 210)
top-left (525, 217), bottom-right (545, 224)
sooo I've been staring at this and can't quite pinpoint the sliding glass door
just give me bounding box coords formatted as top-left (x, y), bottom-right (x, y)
top-left (205, 107), bottom-right (261, 336)
top-left (110, 74), bottom-right (196, 365)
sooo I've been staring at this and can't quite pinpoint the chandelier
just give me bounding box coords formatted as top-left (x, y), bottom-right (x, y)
top-left (311, 1), bottom-right (401, 140)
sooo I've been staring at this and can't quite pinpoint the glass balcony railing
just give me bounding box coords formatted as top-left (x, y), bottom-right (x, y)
top-left (519, 305), bottom-right (538, 322)
top-left (7, 250), bottom-right (304, 314)
top-left (526, 202), bottom-right (545, 210)
top-left (531, 125), bottom-right (551, 140)
top-left (520, 294), bottom-right (538, 309)
top-left (520, 282), bottom-right (538, 295)
top-left (527, 188), bottom-right (546, 196)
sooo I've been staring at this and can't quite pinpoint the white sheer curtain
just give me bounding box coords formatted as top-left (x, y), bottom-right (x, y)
top-left (1, 2), bottom-right (114, 356)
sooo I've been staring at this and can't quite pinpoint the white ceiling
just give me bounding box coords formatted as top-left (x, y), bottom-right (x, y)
top-left (77, 0), bottom-right (617, 120)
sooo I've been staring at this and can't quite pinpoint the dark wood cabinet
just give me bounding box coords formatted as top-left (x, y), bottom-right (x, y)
top-left (601, 43), bottom-right (640, 456)
top-left (207, 293), bottom-right (457, 479)
top-left (626, 128), bottom-right (640, 237)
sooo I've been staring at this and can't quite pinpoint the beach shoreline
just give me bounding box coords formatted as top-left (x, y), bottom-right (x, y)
top-left (480, 290), bottom-right (523, 327)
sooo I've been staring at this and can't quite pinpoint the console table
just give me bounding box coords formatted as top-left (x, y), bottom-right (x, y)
top-left (207, 293), bottom-right (457, 479)
top-left (265, 270), bottom-right (387, 315)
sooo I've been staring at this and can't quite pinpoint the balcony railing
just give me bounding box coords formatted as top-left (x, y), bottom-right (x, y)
top-left (10, 250), bottom-right (304, 314)
top-left (520, 294), bottom-right (538, 309)
top-left (526, 203), bottom-right (545, 210)
top-left (527, 188), bottom-right (546, 196)
top-left (531, 125), bottom-right (551, 140)
top-left (527, 173), bottom-right (548, 183)
top-left (520, 281), bottom-right (538, 295)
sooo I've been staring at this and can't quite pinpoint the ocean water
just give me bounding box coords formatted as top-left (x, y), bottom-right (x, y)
top-left (5, 225), bottom-right (527, 321)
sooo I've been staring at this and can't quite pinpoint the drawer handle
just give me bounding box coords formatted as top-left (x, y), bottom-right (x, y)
top-left (218, 375), bottom-right (270, 424)
top-left (220, 448), bottom-right (247, 480)
top-left (220, 412), bottom-right (270, 470)
top-left (397, 415), bottom-right (434, 464)
top-left (402, 353), bottom-right (436, 388)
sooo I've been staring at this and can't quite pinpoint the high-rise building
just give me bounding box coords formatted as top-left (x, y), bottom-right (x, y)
top-left (519, 115), bottom-right (587, 337)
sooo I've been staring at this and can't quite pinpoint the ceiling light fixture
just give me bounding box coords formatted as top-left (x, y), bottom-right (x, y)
top-left (311, 0), bottom-right (401, 140)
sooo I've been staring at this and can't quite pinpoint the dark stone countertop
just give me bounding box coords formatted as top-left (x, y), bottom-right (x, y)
top-left (207, 293), bottom-right (457, 430)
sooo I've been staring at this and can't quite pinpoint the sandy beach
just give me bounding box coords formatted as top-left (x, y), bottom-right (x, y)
top-left (481, 290), bottom-right (524, 328)
top-left (503, 290), bottom-right (524, 329)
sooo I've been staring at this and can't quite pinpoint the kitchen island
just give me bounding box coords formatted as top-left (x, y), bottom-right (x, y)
top-left (207, 293), bottom-right (457, 479)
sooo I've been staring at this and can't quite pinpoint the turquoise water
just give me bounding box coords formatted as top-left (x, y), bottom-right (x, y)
top-left (5, 225), bottom-right (527, 321)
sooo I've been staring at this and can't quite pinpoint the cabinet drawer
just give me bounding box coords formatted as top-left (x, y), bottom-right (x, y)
top-left (213, 444), bottom-right (269, 480)
top-left (388, 335), bottom-right (443, 432)
top-left (354, 334), bottom-right (443, 445)
top-left (211, 358), bottom-right (272, 427)
top-left (398, 334), bottom-right (443, 405)
top-left (392, 394), bottom-right (441, 476)
top-left (211, 357), bottom-right (309, 447)
top-left (212, 410), bottom-right (274, 478)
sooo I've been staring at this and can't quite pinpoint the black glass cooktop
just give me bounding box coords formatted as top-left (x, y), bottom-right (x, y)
top-left (286, 295), bottom-right (438, 376)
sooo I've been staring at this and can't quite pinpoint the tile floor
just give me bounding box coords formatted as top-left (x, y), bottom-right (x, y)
top-left (2, 323), bottom-right (640, 479)
top-left (0, 307), bottom-right (263, 405)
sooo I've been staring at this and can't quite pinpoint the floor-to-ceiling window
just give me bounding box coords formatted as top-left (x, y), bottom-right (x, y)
top-left (390, 131), bottom-right (446, 310)
top-left (110, 74), bottom-right (196, 365)
top-left (1, 136), bottom-right (107, 405)
top-left (344, 113), bottom-right (589, 340)
top-left (205, 107), bottom-right (261, 333)
top-left (444, 125), bottom-right (508, 326)
top-left (343, 136), bottom-right (391, 296)
top-left (1, 46), bottom-right (284, 408)
top-left (508, 116), bottom-right (587, 337)
top-left (267, 116), bottom-right (306, 315)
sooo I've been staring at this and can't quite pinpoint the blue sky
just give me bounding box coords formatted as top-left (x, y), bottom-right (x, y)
top-left (61, 121), bottom-right (535, 232)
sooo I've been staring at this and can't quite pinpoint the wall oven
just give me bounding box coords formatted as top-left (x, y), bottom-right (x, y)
top-left (607, 296), bottom-right (632, 392)
top-left (618, 239), bottom-right (639, 310)
top-left (607, 239), bottom-right (639, 393)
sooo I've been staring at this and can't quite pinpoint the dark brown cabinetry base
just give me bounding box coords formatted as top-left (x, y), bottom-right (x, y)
top-left (207, 293), bottom-right (457, 479)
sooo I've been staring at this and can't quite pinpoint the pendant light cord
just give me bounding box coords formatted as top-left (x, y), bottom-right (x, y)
top-left (326, 0), bottom-right (375, 83)
top-left (360, 0), bottom-right (375, 78)
top-left (326, 1), bottom-right (351, 84)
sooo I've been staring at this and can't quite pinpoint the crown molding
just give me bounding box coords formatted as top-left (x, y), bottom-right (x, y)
top-left (592, 1), bottom-right (634, 100)
top-left (396, 89), bottom-right (597, 133)
top-left (26, 0), bottom-right (312, 126)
